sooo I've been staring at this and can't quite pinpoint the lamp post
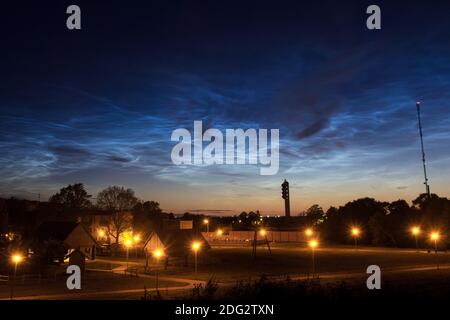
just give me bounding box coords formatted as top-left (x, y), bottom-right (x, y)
top-left (97, 229), bottom-right (106, 240)
top-left (430, 231), bottom-right (440, 269)
top-left (351, 227), bottom-right (360, 250)
top-left (260, 228), bottom-right (268, 243)
top-left (203, 219), bottom-right (209, 233)
top-left (216, 229), bottom-right (223, 241)
top-left (308, 240), bottom-right (318, 277)
top-left (260, 229), bottom-right (266, 237)
top-left (305, 228), bottom-right (313, 237)
top-left (410, 226), bottom-right (421, 252)
top-left (153, 249), bottom-right (163, 292)
top-left (124, 239), bottom-right (133, 271)
top-left (430, 231), bottom-right (439, 253)
top-left (133, 234), bottom-right (141, 258)
top-left (10, 254), bottom-right (23, 300)
top-left (191, 241), bottom-right (201, 279)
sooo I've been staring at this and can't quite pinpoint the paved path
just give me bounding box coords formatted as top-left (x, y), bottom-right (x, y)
top-left (2, 258), bottom-right (205, 300)
top-left (3, 259), bottom-right (449, 300)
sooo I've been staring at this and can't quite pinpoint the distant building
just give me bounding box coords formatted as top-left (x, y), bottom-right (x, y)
top-left (35, 221), bottom-right (97, 260)
top-left (281, 179), bottom-right (291, 217)
top-left (67, 248), bottom-right (87, 273)
top-left (143, 229), bottom-right (209, 258)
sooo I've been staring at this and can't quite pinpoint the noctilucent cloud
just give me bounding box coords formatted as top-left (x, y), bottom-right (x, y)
top-left (1, 1), bottom-right (450, 214)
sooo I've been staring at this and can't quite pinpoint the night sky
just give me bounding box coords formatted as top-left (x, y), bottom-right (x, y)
top-left (1, 0), bottom-right (450, 214)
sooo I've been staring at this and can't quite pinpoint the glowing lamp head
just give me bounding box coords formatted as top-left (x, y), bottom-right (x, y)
top-left (12, 254), bottom-right (23, 264)
top-left (124, 239), bottom-right (133, 248)
top-left (260, 229), bottom-right (266, 236)
top-left (133, 234), bottom-right (141, 242)
top-left (217, 229), bottom-right (223, 236)
top-left (192, 241), bottom-right (201, 252)
top-left (351, 227), bottom-right (360, 236)
top-left (153, 249), bottom-right (163, 259)
top-left (309, 239), bottom-right (318, 249)
top-left (430, 232), bottom-right (440, 241)
top-left (305, 228), bottom-right (313, 236)
top-left (97, 229), bottom-right (105, 237)
top-left (203, 219), bottom-right (209, 225)
top-left (411, 226), bottom-right (421, 236)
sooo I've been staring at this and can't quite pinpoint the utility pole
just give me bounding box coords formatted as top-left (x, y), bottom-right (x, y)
top-left (281, 180), bottom-right (290, 217)
top-left (416, 101), bottom-right (431, 198)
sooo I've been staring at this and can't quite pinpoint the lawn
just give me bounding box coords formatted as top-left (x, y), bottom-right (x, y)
top-left (163, 243), bottom-right (450, 282)
top-left (3, 244), bottom-right (449, 300)
top-left (0, 270), bottom-right (186, 300)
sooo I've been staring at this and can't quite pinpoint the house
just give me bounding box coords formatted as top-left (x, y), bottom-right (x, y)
top-left (143, 229), bottom-right (210, 258)
top-left (35, 221), bottom-right (97, 260)
top-left (67, 249), bottom-right (87, 273)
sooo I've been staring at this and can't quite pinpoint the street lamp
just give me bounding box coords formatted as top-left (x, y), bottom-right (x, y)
top-left (97, 229), bottom-right (106, 239)
top-left (351, 227), bottom-right (360, 249)
top-left (259, 229), bottom-right (267, 236)
top-left (203, 219), bottom-right (209, 233)
top-left (133, 234), bottom-right (141, 258)
top-left (191, 241), bottom-right (201, 279)
top-left (124, 239), bottom-right (133, 271)
top-left (305, 228), bottom-right (313, 237)
top-left (430, 231), bottom-right (440, 253)
top-left (430, 231), bottom-right (440, 269)
top-left (216, 229), bottom-right (223, 236)
top-left (410, 226), bottom-right (421, 252)
top-left (152, 249), bottom-right (163, 292)
top-left (10, 253), bottom-right (23, 300)
top-left (308, 240), bottom-right (318, 277)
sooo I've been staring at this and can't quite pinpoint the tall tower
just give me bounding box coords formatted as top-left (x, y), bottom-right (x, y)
top-left (281, 179), bottom-right (290, 217)
top-left (416, 101), bottom-right (431, 198)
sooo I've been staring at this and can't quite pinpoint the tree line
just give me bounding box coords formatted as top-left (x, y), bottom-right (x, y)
top-left (48, 183), bottom-right (170, 246)
top-left (3, 183), bottom-right (449, 249)
top-left (320, 194), bottom-right (449, 247)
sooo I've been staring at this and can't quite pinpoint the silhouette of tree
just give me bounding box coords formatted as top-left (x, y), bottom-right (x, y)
top-left (368, 211), bottom-right (396, 246)
top-left (305, 204), bottom-right (324, 225)
top-left (49, 183), bottom-right (91, 210)
top-left (96, 186), bottom-right (138, 246)
top-left (413, 193), bottom-right (450, 233)
top-left (0, 198), bottom-right (7, 233)
top-left (322, 198), bottom-right (388, 244)
top-left (133, 200), bottom-right (165, 232)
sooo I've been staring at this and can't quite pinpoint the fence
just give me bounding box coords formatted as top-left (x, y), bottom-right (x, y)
top-left (202, 230), bottom-right (310, 244)
top-left (0, 272), bottom-right (64, 286)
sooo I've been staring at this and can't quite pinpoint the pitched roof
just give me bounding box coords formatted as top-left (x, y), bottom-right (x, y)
top-left (144, 229), bottom-right (210, 255)
top-left (36, 221), bottom-right (98, 247)
top-left (36, 221), bottom-right (79, 241)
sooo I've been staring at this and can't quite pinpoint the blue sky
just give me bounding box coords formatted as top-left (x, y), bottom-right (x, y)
top-left (1, 0), bottom-right (450, 214)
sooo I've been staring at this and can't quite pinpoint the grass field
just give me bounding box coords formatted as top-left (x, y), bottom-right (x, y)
top-left (164, 243), bottom-right (450, 282)
top-left (2, 243), bottom-right (449, 299)
top-left (0, 271), bottom-right (184, 300)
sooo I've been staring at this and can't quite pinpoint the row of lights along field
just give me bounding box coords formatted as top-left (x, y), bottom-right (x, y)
top-left (7, 226), bottom-right (442, 297)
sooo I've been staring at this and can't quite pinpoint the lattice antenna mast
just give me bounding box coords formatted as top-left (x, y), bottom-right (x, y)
top-left (416, 101), bottom-right (431, 198)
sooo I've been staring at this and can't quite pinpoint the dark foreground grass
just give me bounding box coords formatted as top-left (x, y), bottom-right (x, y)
top-left (0, 271), bottom-right (184, 299)
top-left (182, 267), bottom-right (450, 302)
